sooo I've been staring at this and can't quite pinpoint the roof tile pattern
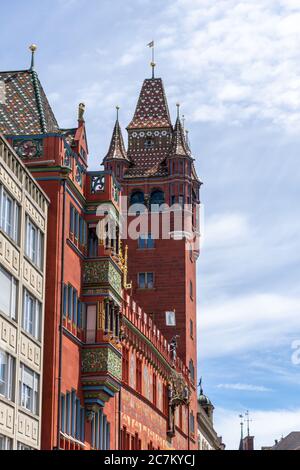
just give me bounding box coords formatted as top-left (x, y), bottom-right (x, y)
top-left (0, 70), bottom-right (59, 135)
top-left (104, 119), bottom-right (129, 162)
top-left (127, 78), bottom-right (172, 129)
top-left (171, 117), bottom-right (191, 157)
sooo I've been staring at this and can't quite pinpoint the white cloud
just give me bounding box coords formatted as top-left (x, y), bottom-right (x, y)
top-left (202, 212), bottom-right (249, 249)
top-left (198, 292), bottom-right (300, 358)
top-left (158, 0), bottom-right (300, 133)
top-left (215, 407), bottom-right (300, 450)
top-left (217, 383), bottom-right (271, 392)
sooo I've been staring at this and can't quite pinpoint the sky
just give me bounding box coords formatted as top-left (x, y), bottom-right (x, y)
top-left (1, 0), bottom-right (300, 450)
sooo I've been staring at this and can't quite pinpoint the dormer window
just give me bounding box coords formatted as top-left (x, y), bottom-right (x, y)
top-left (144, 139), bottom-right (154, 149)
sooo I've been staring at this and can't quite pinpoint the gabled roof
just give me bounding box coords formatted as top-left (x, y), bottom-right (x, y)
top-left (272, 432), bottom-right (300, 450)
top-left (170, 116), bottom-right (191, 158)
top-left (0, 69), bottom-right (59, 135)
top-left (104, 119), bottom-right (129, 162)
top-left (127, 78), bottom-right (172, 129)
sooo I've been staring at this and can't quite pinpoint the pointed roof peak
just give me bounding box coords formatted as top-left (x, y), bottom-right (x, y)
top-left (104, 114), bottom-right (129, 162)
top-left (128, 77), bottom-right (172, 130)
top-left (171, 112), bottom-right (191, 158)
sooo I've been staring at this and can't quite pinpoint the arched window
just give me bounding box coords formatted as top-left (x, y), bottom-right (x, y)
top-left (150, 190), bottom-right (165, 210)
top-left (130, 191), bottom-right (144, 206)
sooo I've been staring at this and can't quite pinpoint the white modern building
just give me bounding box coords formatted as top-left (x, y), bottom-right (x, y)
top-left (0, 134), bottom-right (48, 450)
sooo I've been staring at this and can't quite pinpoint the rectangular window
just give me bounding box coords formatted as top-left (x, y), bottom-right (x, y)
top-left (0, 185), bottom-right (19, 243)
top-left (190, 412), bottom-right (195, 434)
top-left (0, 349), bottom-right (15, 401)
top-left (153, 373), bottom-right (157, 407)
top-left (122, 347), bottom-right (129, 383)
top-left (0, 265), bottom-right (17, 320)
top-left (0, 434), bottom-right (13, 450)
top-left (136, 358), bottom-right (142, 394)
top-left (138, 234), bottom-right (155, 249)
top-left (61, 395), bottom-right (66, 433)
top-left (25, 216), bottom-right (44, 270)
top-left (17, 442), bottom-right (35, 450)
top-left (165, 310), bottom-right (176, 326)
top-left (19, 364), bottom-right (39, 415)
top-left (138, 272), bottom-right (154, 289)
top-left (190, 319), bottom-right (193, 339)
top-left (23, 289), bottom-right (41, 341)
top-left (190, 280), bottom-right (193, 299)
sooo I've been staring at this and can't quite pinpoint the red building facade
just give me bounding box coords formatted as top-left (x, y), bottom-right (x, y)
top-left (0, 50), bottom-right (200, 450)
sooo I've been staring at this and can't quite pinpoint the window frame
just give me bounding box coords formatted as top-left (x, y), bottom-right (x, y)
top-left (0, 265), bottom-right (17, 321)
top-left (19, 363), bottom-right (39, 415)
top-left (138, 272), bottom-right (154, 289)
top-left (23, 289), bottom-right (42, 341)
top-left (0, 349), bottom-right (15, 401)
top-left (25, 216), bottom-right (44, 271)
top-left (0, 185), bottom-right (20, 244)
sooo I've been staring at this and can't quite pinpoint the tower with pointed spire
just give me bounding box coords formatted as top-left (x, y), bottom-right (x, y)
top-left (104, 72), bottom-right (201, 450)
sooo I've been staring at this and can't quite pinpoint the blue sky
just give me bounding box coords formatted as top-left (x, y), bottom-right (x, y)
top-left (1, 0), bottom-right (300, 449)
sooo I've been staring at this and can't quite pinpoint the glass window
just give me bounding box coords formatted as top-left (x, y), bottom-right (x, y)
top-left (138, 273), bottom-right (145, 289)
top-left (150, 190), bottom-right (164, 211)
top-left (0, 349), bottom-right (15, 401)
top-left (138, 272), bottom-right (154, 289)
top-left (130, 191), bottom-right (144, 206)
top-left (25, 217), bottom-right (44, 270)
top-left (19, 364), bottom-right (39, 415)
top-left (0, 434), bottom-right (13, 450)
top-left (138, 234), bottom-right (154, 249)
top-left (17, 442), bottom-right (35, 450)
top-left (0, 266), bottom-right (17, 320)
top-left (0, 185), bottom-right (19, 243)
top-left (23, 289), bottom-right (41, 340)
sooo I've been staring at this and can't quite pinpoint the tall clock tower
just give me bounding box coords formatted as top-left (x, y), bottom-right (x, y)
top-left (103, 74), bottom-right (201, 437)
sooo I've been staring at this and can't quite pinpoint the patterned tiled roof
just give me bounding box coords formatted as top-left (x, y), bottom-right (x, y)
top-left (170, 117), bottom-right (191, 157)
top-left (127, 78), bottom-right (172, 129)
top-left (0, 70), bottom-right (59, 135)
top-left (103, 119), bottom-right (129, 162)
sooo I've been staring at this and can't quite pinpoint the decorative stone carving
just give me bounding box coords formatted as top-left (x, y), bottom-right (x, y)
top-left (91, 175), bottom-right (105, 194)
top-left (81, 346), bottom-right (122, 380)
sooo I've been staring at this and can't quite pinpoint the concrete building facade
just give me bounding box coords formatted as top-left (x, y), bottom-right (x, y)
top-left (0, 134), bottom-right (48, 450)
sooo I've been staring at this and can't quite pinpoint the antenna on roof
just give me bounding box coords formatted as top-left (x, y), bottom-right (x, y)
top-left (239, 414), bottom-right (244, 441)
top-left (245, 410), bottom-right (252, 437)
top-left (29, 44), bottom-right (37, 70)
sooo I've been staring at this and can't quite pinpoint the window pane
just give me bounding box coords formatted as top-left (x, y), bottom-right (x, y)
top-left (138, 273), bottom-right (145, 289)
top-left (0, 267), bottom-right (11, 317)
top-left (147, 273), bottom-right (154, 289)
top-left (0, 350), bottom-right (7, 397)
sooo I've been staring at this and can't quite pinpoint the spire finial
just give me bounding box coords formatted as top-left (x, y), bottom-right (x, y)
top-left (147, 41), bottom-right (156, 78)
top-left (116, 105), bottom-right (120, 122)
top-left (29, 44), bottom-right (37, 70)
top-left (176, 103), bottom-right (180, 119)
